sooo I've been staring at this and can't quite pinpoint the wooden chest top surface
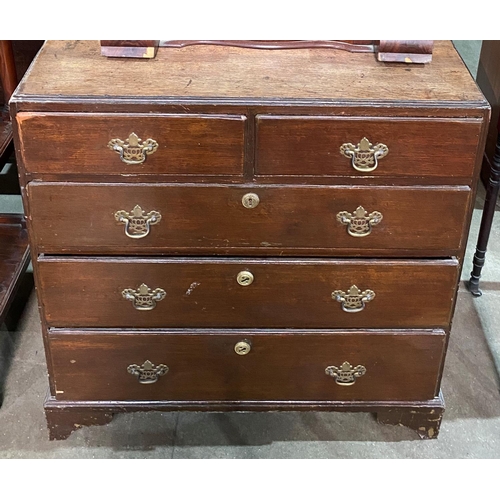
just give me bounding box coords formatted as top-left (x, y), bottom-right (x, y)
top-left (14, 40), bottom-right (485, 105)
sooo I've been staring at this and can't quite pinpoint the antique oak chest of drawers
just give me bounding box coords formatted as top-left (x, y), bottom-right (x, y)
top-left (11, 40), bottom-right (489, 440)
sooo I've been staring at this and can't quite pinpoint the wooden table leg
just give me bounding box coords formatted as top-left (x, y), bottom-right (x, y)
top-left (468, 131), bottom-right (500, 296)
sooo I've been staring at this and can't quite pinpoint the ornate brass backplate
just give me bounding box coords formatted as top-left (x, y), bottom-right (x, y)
top-left (336, 206), bottom-right (383, 237)
top-left (108, 132), bottom-right (159, 165)
top-left (332, 285), bottom-right (375, 313)
top-left (127, 360), bottom-right (169, 384)
top-left (122, 283), bottom-right (166, 310)
top-left (325, 361), bottom-right (367, 386)
top-left (115, 205), bottom-right (162, 239)
top-left (340, 137), bottom-right (389, 172)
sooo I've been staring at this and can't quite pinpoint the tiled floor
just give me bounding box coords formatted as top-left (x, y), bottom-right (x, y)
top-left (1, 41), bottom-right (500, 458)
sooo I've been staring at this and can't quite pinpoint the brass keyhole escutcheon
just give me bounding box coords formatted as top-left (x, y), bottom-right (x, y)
top-left (237, 271), bottom-right (254, 286)
top-left (242, 193), bottom-right (260, 209)
top-left (234, 340), bottom-right (252, 355)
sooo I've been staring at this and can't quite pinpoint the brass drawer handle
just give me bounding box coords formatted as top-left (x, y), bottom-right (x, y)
top-left (127, 360), bottom-right (169, 384)
top-left (325, 362), bottom-right (366, 386)
top-left (332, 285), bottom-right (375, 313)
top-left (122, 283), bottom-right (166, 310)
top-left (242, 193), bottom-right (260, 209)
top-left (340, 137), bottom-right (388, 172)
top-left (336, 206), bottom-right (383, 237)
top-left (234, 340), bottom-right (252, 355)
top-left (237, 271), bottom-right (254, 286)
top-left (115, 205), bottom-right (162, 239)
top-left (108, 132), bottom-right (159, 165)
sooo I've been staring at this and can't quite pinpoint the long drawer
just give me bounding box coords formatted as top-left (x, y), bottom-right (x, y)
top-left (27, 182), bottom-right (471, 256)
top-left (256, 115), bottom-right (482, 181)
top-left (48, 329), bottom-right (446, 402)
top-left (38, 257), bottom-right (459, 329)
top-left (16, 112), bottom-right (246, 176)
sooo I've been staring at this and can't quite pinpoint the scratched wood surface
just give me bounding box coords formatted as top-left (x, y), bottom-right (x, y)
top-left (48, 329), bottom-right (446, 402)
top-left (15, 40), bottom-right (484, 103)
top-left (37, 257), bottom-right (459, 329)
top-left (27, 182), bottom-right (471, 256)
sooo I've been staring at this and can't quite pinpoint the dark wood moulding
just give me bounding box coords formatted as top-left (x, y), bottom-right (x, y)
top-left (100, 40), bottom-right (434, 63)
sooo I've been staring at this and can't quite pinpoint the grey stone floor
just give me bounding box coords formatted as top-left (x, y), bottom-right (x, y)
top-left (1, 41), bottom-right (500, 458)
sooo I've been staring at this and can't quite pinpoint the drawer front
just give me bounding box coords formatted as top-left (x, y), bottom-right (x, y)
top-left (17, 112), bottom-right (246, 176)
top-left (48, 330), bottom-right (446, 402)
top-left (28, 182), bottom-right (470, 256)
top-left (38, 257), bottom-right (459, 329)
top-left (256, 116), bottom-right (482, 180)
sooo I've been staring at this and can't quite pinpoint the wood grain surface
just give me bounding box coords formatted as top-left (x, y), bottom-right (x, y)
top-left (256, 116), bottom-right (482, 181)
top-left (16, 112), bottom-right (246, 176)
top-left (14, 41), bottom-right (484, 104)
top-left (37, 257), bottom-right (459, 329)
top-left (27, 182), bottom-right (470, 256)
top-left (48, 329), bottom-right (446, 402)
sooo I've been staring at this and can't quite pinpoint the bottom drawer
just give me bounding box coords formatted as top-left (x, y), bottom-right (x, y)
top-left (48, 330), bottom-right (446, 402)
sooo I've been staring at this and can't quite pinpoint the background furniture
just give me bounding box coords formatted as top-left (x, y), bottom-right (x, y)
top-left (468, 41), bottom-right (500, 296)
top-left (476, 41), bottom-right (500, 185)
top-left (0, 41), bottom-right (17, 159)
top-left (468, 120), bottom-right (500, 296)
top-left (0, 41), bottom-right (37, 326)
top-left (11, 40), bottom-right (488, 440)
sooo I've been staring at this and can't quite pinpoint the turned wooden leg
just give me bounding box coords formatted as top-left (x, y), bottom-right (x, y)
top-left (45, 407), bottom-right (114, 440)
top-left (377, 406), bottom-right (444, 439)
top-left (468, 130), bottom-right (500, 296)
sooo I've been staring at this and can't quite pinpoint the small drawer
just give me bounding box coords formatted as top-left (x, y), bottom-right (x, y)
top-left (38, 257), bottom-right (459, 329)
top-left (27, 182), bottom-right (470, 256)
top-left (256, 115), bottom-right (482, 181)
top-left (16, 112), bottom-right (246, 176)
top-left (48, 329), bottom-right (446, 402)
